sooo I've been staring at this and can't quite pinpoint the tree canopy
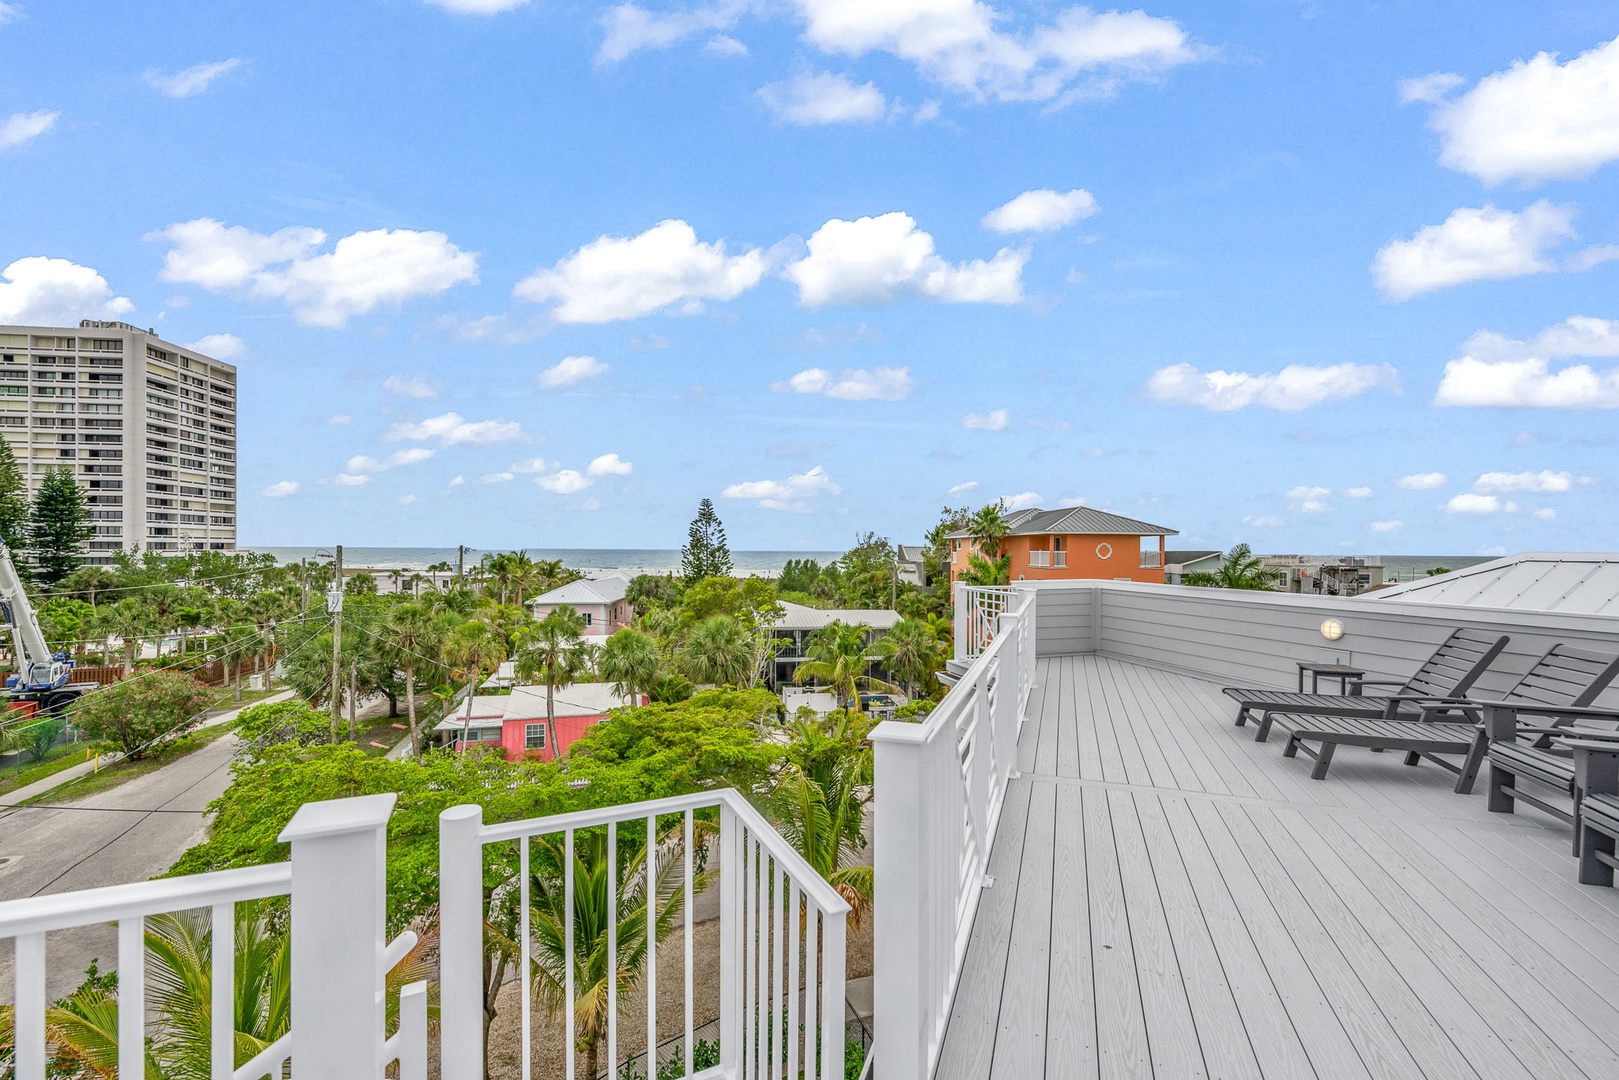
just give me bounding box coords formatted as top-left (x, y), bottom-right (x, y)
top-left (680, 498), bottom-right (733, 582)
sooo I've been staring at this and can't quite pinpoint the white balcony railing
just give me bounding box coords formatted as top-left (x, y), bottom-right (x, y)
top-left (438, 789), bottom-right (851, 1080)
top-left (955, 584), bottom-right (1014, 661)
top-left (871, 587), bottom-right (1036, 1080)
top-left (0, 793), bottom-right (426, 1080)
top-left (1028, 550), bottom-right (1049, 568)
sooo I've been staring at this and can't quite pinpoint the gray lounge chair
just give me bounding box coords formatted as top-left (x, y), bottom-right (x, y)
top-left (1480, 700), bottom-right (1619, 846)
top-left (1224, 628), bottom-right (1509, 742)
top-left (1572, 740), bottom-right (1619, 887)
top-left (1274, 644), bottom-right (1619, 789)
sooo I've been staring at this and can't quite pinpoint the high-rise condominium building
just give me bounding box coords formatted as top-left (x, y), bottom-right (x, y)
top-left (0, 320), bottom-right (237, 563)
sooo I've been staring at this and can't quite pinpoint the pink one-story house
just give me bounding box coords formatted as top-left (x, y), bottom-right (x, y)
top-left (433, 682), bottom-right (641, 762)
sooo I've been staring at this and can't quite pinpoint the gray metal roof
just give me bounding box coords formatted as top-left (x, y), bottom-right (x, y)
top-left (945, 506), bottom-right (1177, 539)
top-left (528, 571), bottom-right (631, 607)
top-left (772, 602), bottom-right (903, 631)
top-left (1164, 549), bottom-right (1222, 566)
top-left (1371, 552), bottom-right (1619, 616)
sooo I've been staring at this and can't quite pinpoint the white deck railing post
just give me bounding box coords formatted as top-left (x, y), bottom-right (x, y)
top-left (278, 791), bottom-right (398, 1080)
top-left (870, 721), bottom-right (928, 1080)
top-left (952, 581), bottom-right (968, 661)
top-left (439, 803), bottom-right (487, 1080)
top-left (719, 799), bottom-right (741, 1078)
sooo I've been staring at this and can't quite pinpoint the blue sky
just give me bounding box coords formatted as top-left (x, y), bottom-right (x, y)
top-left (2, 1), bottom-right (1618, 554)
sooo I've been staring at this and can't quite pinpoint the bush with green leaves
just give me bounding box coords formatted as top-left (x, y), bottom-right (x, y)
top-left (236, 699), bottom-right (333, 754)
top-left (71, 669), bottom-right (214, 760)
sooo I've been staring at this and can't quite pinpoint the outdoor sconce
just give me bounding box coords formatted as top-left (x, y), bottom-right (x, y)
top-left (1320, 618), bottom-right (1345, 641)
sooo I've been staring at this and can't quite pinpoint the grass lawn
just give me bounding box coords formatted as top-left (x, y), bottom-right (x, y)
top-left (0, 740), bottom-right (109, 797)
top-left (22, 721), bottom-right (239, 804)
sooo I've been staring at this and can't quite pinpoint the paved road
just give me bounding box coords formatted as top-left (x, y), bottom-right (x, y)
top-left (0, 722), bottom-right (249, 1000)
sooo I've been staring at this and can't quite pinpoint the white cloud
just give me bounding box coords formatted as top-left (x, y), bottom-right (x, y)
top-left (961, 408), bottom-right (1010, 431)
top-left (144, 58), bottom-right (242, 98)
top-left (261, 480), bottom-right (298, 498)
top-left (0, 109), bottom-right (59, 150)
top-left (399, 494), bottom-right (419, 506)
top-left (334, 473), bottom-right (370, 487)
top-left (1242, 515), bottom-right (1283, 527)
top-left (1533, 507), bottom-right (1558, 520)
top-left (598, 2), bottom-right (742, 63)
top-left (383, 374), bottom-right (442, 400)
top-left (947, 480), bottom-right (979, 497)
top-left (1000, 491), bottom-right (1042, 510)
top-left (0, 3), bottom-right (21, 24)
top-left (508, 457), bottom-right (550, 473)
top-left (587, 452), bottom-right (634, 476)
top-left (446, 475), bottom-right (465, 488)
top-left (1344, 486), bottom-right (1373, 498)
top-left (722, 465), bottom-right (841, 512)
top-left (184, 332), bottom-right (244, 360)
top-left (706, 34), bottom-right (749, 57)
top-left (426, 0), bottom-right (532, 13)
top-left (1446, 493), bottom-right (1513, 514)
top-left (1424, 35), bottom-right (1619, 184)
top-left (1369, 519), bottom-right (1404, 532)
top-left (1397, 72), bottom-right (1463, 105)
top-left (769, 365), bottom-right (914, 401)
top-left (0, 257), bottom-right (133, 325)
top-left (150, 218), bottom-right (478, 328)
top-left (514, 219), bottom-right (766, 323)
top-left (1287, 485), bottom-right (1331, 513)
top-left (1474, 470), bottom-right (1573, 493)
top-left (1372, 202), bottom-right (1575, 301)
top-left (344, 448), bottom-right (437, 475)
top-left (1397, 472), bottom-right (1447, 490)
top-left (913, 99), bottom-right (942, 123)
top-left (385, 411), bottom-right (524, 445)
top-left (1057, 494), bottom-right (1086, 508)
top-left (792, 0), bottom-right (1200, 103)
top-left (1435, 316), bottom-right (1619, 408)
top-left (536, 355), bottom-right (610, 389)
top-left (981, 188), bottom-right (1098, 233)
top-left (759, 72), bottom-right (889, 125)
top-left (327, 414), bottom-right (353, 425)
top-left (1143, 362), bottom-right (1398, 411)
top-left (536, 469), bottom-right (593, 495)
top-left (480, 472), bottom-right (514, 484)
top-left (784, 212), bottom-right (1025, 307)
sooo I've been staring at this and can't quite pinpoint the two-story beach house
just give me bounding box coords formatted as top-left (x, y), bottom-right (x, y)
top-left (946, 506), bottom-right (1178, 584)
top-left (528, 570), bottom-right (636, 643)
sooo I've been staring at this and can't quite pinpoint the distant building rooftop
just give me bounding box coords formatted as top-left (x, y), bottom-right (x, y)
top-left (945, 506), bottom-right (1177, 539)
top-left (529, 571), bottom-right (631, 607)
top-left (1371, 552), bottom-right (1619, 616)
top-left (772, 601), bottom-right (903, 632)
top-left (433, 682), bottom-right (635, 732)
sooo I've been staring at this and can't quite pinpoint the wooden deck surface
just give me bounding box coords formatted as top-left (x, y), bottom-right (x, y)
top-left (933, 654), bottom-right (1619, 1080)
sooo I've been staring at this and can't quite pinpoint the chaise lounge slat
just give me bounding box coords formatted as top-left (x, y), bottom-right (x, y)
top-left (1274, 715), bottom-right (1481, 784)
top-left (1223, 627), bottom-right (1509, 742)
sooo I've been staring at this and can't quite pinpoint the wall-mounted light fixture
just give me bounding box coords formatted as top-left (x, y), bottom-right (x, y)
top-left (1320, 618), bottom-right (1345, 641)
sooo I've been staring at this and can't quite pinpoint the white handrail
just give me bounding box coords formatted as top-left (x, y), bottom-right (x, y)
top-left (439, 787), bottom-right (851, 1080)
top-left (871, 587), bottom-right (1036, 1080)
top-left (0, 862), bottom-right (291, 938)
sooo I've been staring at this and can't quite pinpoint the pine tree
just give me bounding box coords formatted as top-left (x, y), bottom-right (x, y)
top-left (681, 498), bottom-right (734, 582)
top-left (0, 435), bottom-right (28, 552)
top-left (27, 465), bottom-right (93, 587)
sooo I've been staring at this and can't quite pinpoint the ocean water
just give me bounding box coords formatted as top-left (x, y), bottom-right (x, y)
top-left (243, 547), bottom-right (844, 577)
top-left (1373, 555), bottom-right (1497, 584)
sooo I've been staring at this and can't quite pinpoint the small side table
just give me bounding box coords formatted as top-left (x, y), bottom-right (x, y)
top-left (1297, 661), bottom-right (1366, 694)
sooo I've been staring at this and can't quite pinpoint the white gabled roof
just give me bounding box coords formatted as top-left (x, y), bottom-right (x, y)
top-left (529, 571), bottom-right (631, 607)
top-left (772, 601), bottom-right (903, 631)
top-left (433, 682), bottom-right (636, 731)
top-left (1371, 552), bottom-right (1619, 617)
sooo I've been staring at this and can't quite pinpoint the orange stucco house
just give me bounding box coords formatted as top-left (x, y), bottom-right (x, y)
top-left (946, 506), bottom-right (1178, 584)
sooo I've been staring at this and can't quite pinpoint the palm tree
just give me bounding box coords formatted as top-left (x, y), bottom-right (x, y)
top-left (174, 607), bottom-right (206, 656)
top-left (387, 601), bottom-right (448, 756)
top-left (1184, 543), bottom-right (1274, 590)
top-left (679, 615), bottom-right (753, 687)
top-left (768, 759), bottom-right (875, 928)
top-left (957, 551), bottom-right (1011, 586)
top-left (58, 564), bottom-right (121, 606)
top-left (90, 598), bottom-right (157, 675)
top-left (521, 828), bottom-right (710, 1080)
top-left (878, 618), bottom-right (944, 699)
top-left (794, 621), bottom-right (900, 710)
top-left (966, 502), bottom-right (1011, 559)
top-left (443, 618), bottom-right (510, 745)
top-left (596, 627), bottom-right (662, 700)
top-left (514, 606), bottom-right (592, 746)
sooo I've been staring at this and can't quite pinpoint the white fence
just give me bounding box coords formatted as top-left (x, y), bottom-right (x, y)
top-left (871, 587), bottom-right (1035, 1080)
top-left (0, 793), bottom-right (426, 1080)
top-left (437, 788), bottom-right (850, 1080)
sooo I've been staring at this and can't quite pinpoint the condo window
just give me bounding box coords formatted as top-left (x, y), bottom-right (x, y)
top-left (525, 723), bottom-right (547, 749)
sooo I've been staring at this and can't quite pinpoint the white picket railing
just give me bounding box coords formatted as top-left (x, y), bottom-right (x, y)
top-left (871, 586), bottom-right (1035, 1080)
top-left (438, 788), bottom-right (850, 1080)
top-left (954, 584), bottom-right (1014, 661)
top-left (0, 793), bottom-right (426, 1080)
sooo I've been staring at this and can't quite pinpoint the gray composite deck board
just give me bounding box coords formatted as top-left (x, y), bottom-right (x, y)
top-left (933, 654), bottom-right (1619, 1080)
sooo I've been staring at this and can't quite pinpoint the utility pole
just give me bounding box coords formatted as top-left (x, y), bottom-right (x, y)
top-left (456, 544), bottom-right (465, 582)
top-left (300, 558), bottom-right (309, 614)
top-left (329, 545), bottom-right (343, 739)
